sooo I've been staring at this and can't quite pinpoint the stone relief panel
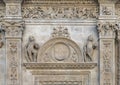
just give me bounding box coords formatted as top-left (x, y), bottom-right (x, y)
top-left (101, 40), bottom-right (114, 85)
top-left (6, 40), bottom-right (21, 85)
top-left (6, 4), bottom-right (21, 17)
top-left (22, 6), bottom-right (98, 20)
top-left (23, 24), bottom-right (98, 63)
top-left (7, 5), bottom-right (19, 16)
top-left (34, 72), bottom-right (90, 85)
top-left (101, 5), bottom-right (113, 15)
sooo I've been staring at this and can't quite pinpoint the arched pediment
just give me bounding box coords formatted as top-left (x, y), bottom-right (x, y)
top-left (38, 37), bottom-right (83, 63)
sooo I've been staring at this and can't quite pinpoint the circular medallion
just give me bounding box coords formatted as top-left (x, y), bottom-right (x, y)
top-left (52, 43), bottom-right (70, 61)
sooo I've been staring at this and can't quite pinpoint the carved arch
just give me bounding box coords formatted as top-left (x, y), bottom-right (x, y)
top-left (38, 38), bottom-right (83, 63)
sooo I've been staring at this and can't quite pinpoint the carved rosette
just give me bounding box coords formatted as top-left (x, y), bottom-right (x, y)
top-left (5, 2), bottom-right (22, 18)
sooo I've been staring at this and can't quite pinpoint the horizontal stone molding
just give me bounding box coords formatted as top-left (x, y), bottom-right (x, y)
top-left (23, 63), bottom-right (97, 69)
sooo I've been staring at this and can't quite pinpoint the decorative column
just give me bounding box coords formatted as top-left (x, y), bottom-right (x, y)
top-left (117, 29), bottom-right (120, 85)
top-left (98, 0), bottom-right (118, 85)
top-left (2, 0), bottom-right (24, 85)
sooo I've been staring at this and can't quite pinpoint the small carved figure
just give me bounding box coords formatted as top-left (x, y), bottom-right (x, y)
top-left (25, 36), bottom-right (39, 62)
top-left (83, 35), bottom-right (97, 62)
top-left (102, 6), bottom-right (112, 15)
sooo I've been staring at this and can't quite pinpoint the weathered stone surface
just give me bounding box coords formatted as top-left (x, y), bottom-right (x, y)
top-left (0, 0), bottom-right (120, 85)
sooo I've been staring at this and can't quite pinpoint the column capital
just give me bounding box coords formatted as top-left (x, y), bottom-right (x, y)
top-left (1, 20), bottom-right (25, 38)
top-left (97, 21), bottom-right (118, 39)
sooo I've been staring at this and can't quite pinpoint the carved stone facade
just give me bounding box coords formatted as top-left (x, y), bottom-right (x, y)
top-left (0, 0), bottom-right (120, 85)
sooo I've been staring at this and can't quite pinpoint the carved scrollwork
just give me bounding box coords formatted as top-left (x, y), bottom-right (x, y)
top-left (22, 6), bottom-right (98, 19)
top-left (51, 26), bottom-right (70, 39)
top-left (83, 35), bottom-right (97, 62)
top-left (24, 36), bottom-right (40, 62)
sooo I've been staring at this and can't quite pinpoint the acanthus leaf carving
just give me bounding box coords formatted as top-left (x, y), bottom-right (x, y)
top-left (1, 21), bottom-right (25, 37)
top-left (97, 22), bottom-right (118, 37)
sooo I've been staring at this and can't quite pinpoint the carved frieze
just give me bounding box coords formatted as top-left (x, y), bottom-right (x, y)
top-left (22, 6), bottom-right (98, 19)
top-left (1, 21), bottom-right (25, 37)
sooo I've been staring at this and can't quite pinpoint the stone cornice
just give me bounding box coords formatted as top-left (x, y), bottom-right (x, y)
top-left (23, 0), bottom-right (98, 4)
top-left (23, 63), bottom-right (97, 70)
